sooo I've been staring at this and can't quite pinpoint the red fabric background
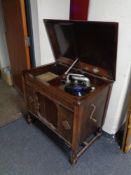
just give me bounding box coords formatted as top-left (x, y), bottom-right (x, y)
top-left (70, 0), bottom-right (89, 20)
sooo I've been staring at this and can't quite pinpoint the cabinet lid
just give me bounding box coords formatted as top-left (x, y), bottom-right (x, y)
top-left (44, 19), bottom-right (118, 81)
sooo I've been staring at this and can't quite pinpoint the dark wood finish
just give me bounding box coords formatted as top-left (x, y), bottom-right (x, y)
top-left (23, 62), bottom-right (112, 164)
top-left (44, 20), bottom-right (118, 81)
top-left (70, 0), bottom-right (90, 20)
top-left (122, 95), bottom-right (131, 152)
top-left (23, 20), bottom-right (118, 164)
top-left (2, 0), bottom-right (31, 92)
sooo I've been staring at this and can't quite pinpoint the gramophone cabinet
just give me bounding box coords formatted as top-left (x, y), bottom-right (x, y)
top-left (22, 20), bottom-right (118, 164)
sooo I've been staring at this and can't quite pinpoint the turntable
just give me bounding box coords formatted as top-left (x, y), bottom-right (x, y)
top-left (64, 73), bottom-right (93, 96)
top-left (22, 19), bottom-right (118, 164)
top-left (63, 59), bottom-right (95, 96)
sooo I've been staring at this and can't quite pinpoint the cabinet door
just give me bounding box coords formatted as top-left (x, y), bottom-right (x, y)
top-left (35, 93), bottom-right (58, 128)
top-left (58, 106), bottom-right (73, 143)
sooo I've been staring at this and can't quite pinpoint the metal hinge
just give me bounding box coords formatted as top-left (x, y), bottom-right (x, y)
top-left (25, 36), bottom-right (30, 47)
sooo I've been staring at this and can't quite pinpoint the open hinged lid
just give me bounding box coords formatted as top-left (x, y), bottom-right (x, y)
top-left (44, 19), bottom-right (118, 81)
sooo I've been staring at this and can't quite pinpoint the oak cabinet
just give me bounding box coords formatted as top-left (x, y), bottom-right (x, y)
top-left (23, 64), bottom-right (111, 164)
top-left (22, 19), bottom-right (118, 164)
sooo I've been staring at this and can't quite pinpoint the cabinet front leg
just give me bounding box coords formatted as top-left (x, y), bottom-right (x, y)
top-left (69, 151), bottom-right (78, 165)
top-left (26, 113), bottom-right (33, 124)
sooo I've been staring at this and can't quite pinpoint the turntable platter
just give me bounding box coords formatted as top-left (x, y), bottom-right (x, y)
top-left (64, 83), bottom-right (92, 96)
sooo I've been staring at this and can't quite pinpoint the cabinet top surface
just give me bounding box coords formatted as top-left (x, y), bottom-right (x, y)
top-left (24, 63), bottom-right (110, 104)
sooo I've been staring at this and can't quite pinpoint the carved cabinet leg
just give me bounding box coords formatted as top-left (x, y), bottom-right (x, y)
top-left (26, 113), bottom-right (33, 124)
top-left (69, 151), bottom-right (77, 165)
top-left (95, 128), bottom-right (102, 137)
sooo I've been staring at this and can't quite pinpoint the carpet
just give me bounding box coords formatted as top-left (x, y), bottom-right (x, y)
top-left (0, 79), bottom-right (25, 127)
top-left (0, 118), bottom-right (131, 175)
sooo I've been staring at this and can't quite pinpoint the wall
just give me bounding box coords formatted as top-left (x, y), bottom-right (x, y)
top-left (0, 0), bottom-right (10, 69)
top-left (30, 0), bottom-right (70, 66)
top-left (29, 0), bottom-right (41, 66)
top-left (88, 0), bottom-right (131, 134)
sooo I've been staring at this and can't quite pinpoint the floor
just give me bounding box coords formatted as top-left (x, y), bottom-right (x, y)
top-left (0, 117), bottom-right (131, 175)
top-left (0, 79), bottom-right (25, 127)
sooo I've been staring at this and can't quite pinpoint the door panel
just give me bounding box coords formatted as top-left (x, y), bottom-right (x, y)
top-left (2, 0), bottom-right (31, 92)
top-left (122, 107), bottom-right (131, 152)
top-left (122, 95), bottom-right (131, 153)
top-left (58, 106), bottom-right (73, 143)
top-left (36, 93), bottom-right (58, 128)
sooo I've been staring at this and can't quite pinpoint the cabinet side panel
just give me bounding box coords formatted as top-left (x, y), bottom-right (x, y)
top-left (79, 86), bottom-right (110, 143)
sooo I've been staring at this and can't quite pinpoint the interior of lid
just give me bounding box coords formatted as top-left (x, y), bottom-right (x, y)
top-left (44, 19), bottom-right (118, 80)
